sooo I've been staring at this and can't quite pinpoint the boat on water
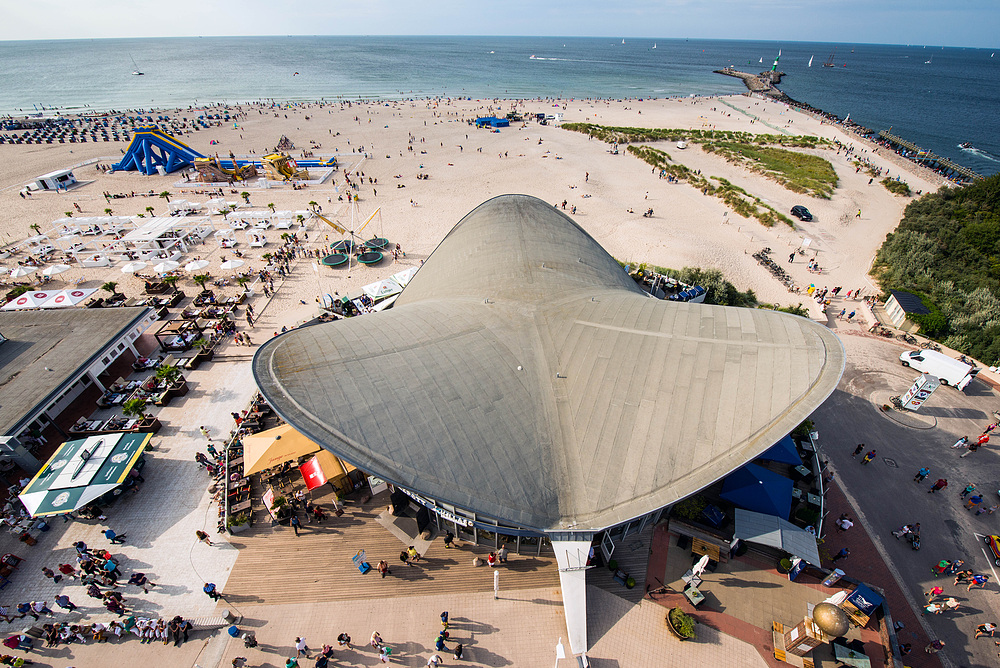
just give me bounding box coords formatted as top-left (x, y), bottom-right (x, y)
top-left (129, 54), bottom-right (143, 76)
top-left (925, 56), bottom-right (933, 64)
top-left (959, 142), bottom-right (974, 150)
top-left (622, 39), bottom-right (625, 45)
top-left (823, 49), bottom-right (836, 68)
top-left (759, 57), bottom-right (763, 63)
top-left (529, 55), bottom-right (537, 59)
top-left (652, 43), bottom-right (656, 49)
top-left (808, 55), bottom-right (813, 67)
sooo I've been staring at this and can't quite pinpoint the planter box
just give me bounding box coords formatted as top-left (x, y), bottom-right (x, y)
top-left (228, 522), bottom-right (249, 534)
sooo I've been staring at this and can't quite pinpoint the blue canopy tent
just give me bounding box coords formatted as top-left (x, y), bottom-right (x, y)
top-left (758, 435), bottom-right (802, 466)
top-left (719, 463), bottom-right (793, 519)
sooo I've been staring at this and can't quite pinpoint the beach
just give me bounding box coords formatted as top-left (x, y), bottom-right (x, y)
top-left (0, 94), bottom-right (944, 333)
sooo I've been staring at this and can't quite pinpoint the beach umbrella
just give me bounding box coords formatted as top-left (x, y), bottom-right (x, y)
top-left (220, 259), bottom-right (245, 270)
top-left (152, 260), bottom-right (180, 274)
top-left (184, 259), bottom-right (210, 272)
top-left (10, 266), bottom-right (36, 278)
top-left (42, 264), bottom-right (72, 277)
top-left (121, 261), bottom-right (147, 274)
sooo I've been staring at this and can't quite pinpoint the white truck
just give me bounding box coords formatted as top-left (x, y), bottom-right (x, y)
top-left (899, 349), bottom-right (979, 390)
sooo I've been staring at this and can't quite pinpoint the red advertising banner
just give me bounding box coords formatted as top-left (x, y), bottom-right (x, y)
top-left (299, 456), bottom-right (328, 491)
top-left (262, 487), bottom-right (276, 519)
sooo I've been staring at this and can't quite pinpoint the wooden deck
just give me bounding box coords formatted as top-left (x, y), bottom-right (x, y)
top-left (587, 523), bottom-right (653, 604)
top-left (223, 490), bottom-right (561, 605)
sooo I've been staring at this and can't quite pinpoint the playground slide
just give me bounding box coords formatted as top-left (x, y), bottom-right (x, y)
top-left (113, 125), bottom-right (206, 175)
top-left (194, 157), bottom-right (257, 183)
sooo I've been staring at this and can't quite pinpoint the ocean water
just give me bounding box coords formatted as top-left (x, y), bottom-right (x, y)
top-left (1, 36), bottom-right (997, 175)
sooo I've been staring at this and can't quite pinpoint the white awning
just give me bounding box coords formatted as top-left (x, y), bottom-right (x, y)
top-left (362, 277), bottom-right (403, 301)
top-left (734, 508), bottom-right (822, 566)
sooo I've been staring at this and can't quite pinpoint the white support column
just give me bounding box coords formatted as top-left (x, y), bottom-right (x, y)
top-left (87, 369), bottom-right (106, 393)
top-left (552, 538), bottom-right (592, 659)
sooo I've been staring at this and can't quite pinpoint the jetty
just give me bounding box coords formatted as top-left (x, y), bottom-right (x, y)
top-left (714, 68), bottom-right (790, 102)
top-left (877, 131), bottom-right (982, 183)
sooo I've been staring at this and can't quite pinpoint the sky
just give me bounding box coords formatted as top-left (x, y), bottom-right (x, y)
top-left (1, 0), bottom-right (996, 48)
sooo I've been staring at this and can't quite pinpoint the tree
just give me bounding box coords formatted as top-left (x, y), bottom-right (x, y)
top-left (159, 191), bottom-right (171, 203)
top-left (192, 274), bottom-right (211, 291)
top-left (64, 211), bottom-right (74, 218)
top-left (267, 202), bottom-right (276, 213)
top-left (104, 208), bottom-right (112, 216)
top-left (122, 397), bottom-right (148, 420)
top-left (296, 214), bottom-right (305, 225)
top-left (240, 192), bottom-right (251, 205)
top-left (308, 201), bottom-right (318, 212)
top-left (145, 206), bottom-right (154, 216)
top-left (29, 223), bottom-right (41, 234)
top-left (155, 364), bottom-right (183, 387)
top-left (236, 275), bottom-right (251, 291)
top-left (101, 281), bottom-right (118, 296)
top-left (162, 275), bottom-right (180, 292)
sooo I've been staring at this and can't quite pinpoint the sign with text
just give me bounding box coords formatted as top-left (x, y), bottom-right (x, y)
top-left (901, 374), bottom-right (940, 411)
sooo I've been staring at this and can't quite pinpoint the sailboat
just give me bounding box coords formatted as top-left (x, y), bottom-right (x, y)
top-left (925, 55), bottom-right (932, 64)
top-left (823, 48), bottom-right (836, 68)
top-left (622, 39), bottom-right (625, 45)
top-left (652, 43), bottom-right (656, 49)
top-left (808, 55), bottom-right (814, 67)
top-left (129, 54), bottom-right (144, 76)
top-left (759, 57), bottom-right (763, 63)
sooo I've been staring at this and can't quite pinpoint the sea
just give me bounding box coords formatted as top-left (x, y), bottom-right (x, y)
top-left (1, 36), bottom-right (998, 176)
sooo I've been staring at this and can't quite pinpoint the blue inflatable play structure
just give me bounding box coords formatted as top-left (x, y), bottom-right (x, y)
top-left (113, 126), bottom-right (205, 175)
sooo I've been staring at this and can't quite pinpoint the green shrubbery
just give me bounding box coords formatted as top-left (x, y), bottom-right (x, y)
top-left (882, 178), bottom-right (912, 197)
top-left (873, 173), bottom-right (1000, 362)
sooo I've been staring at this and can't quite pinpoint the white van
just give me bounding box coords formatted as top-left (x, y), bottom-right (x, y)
top-left (899, 349), bottom-right (979, 390)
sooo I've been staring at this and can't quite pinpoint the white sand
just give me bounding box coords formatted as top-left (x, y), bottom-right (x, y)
top-left (0, 95), bottom-right (944, 331)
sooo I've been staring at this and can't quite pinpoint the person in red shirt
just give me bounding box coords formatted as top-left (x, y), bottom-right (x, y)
top-left (928, 479), bottom-right (948, 493)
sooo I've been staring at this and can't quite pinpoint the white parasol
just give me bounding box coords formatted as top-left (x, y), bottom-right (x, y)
top-left (152, 260), bottom-right (180, 274)
top-left (121, 261), bottom-right (148, 274)
top-left (184, 259), bottom-right (211, 272)
top-left (220, 259), bottom-right (245, 270)
top-left (10, 266), bottom-right (36, 278)
top-left (42, 264), bottom-right (72, 277)
top-left (691, 554), bottom-right (711, 578)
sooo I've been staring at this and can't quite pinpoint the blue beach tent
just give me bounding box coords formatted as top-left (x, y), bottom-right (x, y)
top-left (719, 463), bottom-right (794, 519)
top-left (758, 435), bottom-right (802, 466)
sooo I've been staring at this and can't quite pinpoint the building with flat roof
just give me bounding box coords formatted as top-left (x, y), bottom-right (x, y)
top-left (253, 194), bottom-right (845, 659)
top-left (0, 307), bottom-right (156, 470)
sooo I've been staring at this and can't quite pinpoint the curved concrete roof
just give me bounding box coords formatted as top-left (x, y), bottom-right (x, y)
top-left (253, 195), bottom-right (845, 532)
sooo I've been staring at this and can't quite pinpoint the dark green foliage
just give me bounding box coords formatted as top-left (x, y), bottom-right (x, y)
top-left (882, 178), bottom-right (912, 197)
top-left (872, 173), bottom-right (1000, 362)
top-left (663, 267), bottom-right (757, 307)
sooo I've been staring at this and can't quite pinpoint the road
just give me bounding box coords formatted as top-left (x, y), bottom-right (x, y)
top-left (815, 332), bottom-right (1000, 668)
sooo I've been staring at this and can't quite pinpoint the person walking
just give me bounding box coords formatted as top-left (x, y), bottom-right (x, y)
top-left (965, 494), bottom-right (983, 510)
top-left (832, 548), bottom-right (850, 563)
top-left (41, 567), bottom-right (62, 584)
top-left (407, 546), bottom-right (421, 562)
top-left (914, 467), bottom-right (930, 482)
top-left (961, 441), bottom-right (983, 458)
top-left (295, 637), bottom-right (309, 657)
top-left (196, 530), bottom-right (213, 546)
top-left (968, 573), bottom-right (991, 590)
top-left (975, 623), bottom-right (998, 638)
top-left (199, 426), bottom-right (212, 441)
top-left (951, 436), bottom-right (969, 449)
top-left (290, 515), bottom-right (301, 536)
top-left (336, 633), bottom-right (352, 649)
top-left (929, 478), bottom-right (948, 493)
top-left (443, 531), bottom-right (455, 548)
top-left (976, 503), bottom-right (999, 516)
top-left (851, 443), bottom-right (865, 458)
top-left (453, 644), bottom-right (463, 660)
top-left (924, 639), bottom-right (945, 653)
top-left (203, 582), bottom-right (222, 601)
top-left (54, 594), bottom-right (76, 611)
top-left (861, 449), bottom-right (876, 465)
top-left (924, 586), bottom-right (944, 602)
top-left (960, 483), bottom-right (977, 499)
top-left (104, 528), bottom-right (126, 544)
top-left (370, 631), bottom-right (383, 649)
top-left (836, 517), bottom-right (854, 532)
top-left (427, 655), bottom-right (443, 667)
top-left (788, 252), bottom-right (795, 263)
top-left (377, 560), bottom-right (391, 578)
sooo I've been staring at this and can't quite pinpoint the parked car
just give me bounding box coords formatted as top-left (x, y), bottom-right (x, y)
top-left (790, 205), bottom-right (813, 221)
top-left (985, 534), bottom-right (1000, 565)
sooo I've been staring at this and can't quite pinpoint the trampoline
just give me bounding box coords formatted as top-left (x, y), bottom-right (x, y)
top-left (365, 237), bottom-right (390, 250)
top-left (357, 251), bottom-right (384, 265)
top-left (331, 240), bottom-right (356, 253)
top-left (321, 253), bottom-right (349, 267)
